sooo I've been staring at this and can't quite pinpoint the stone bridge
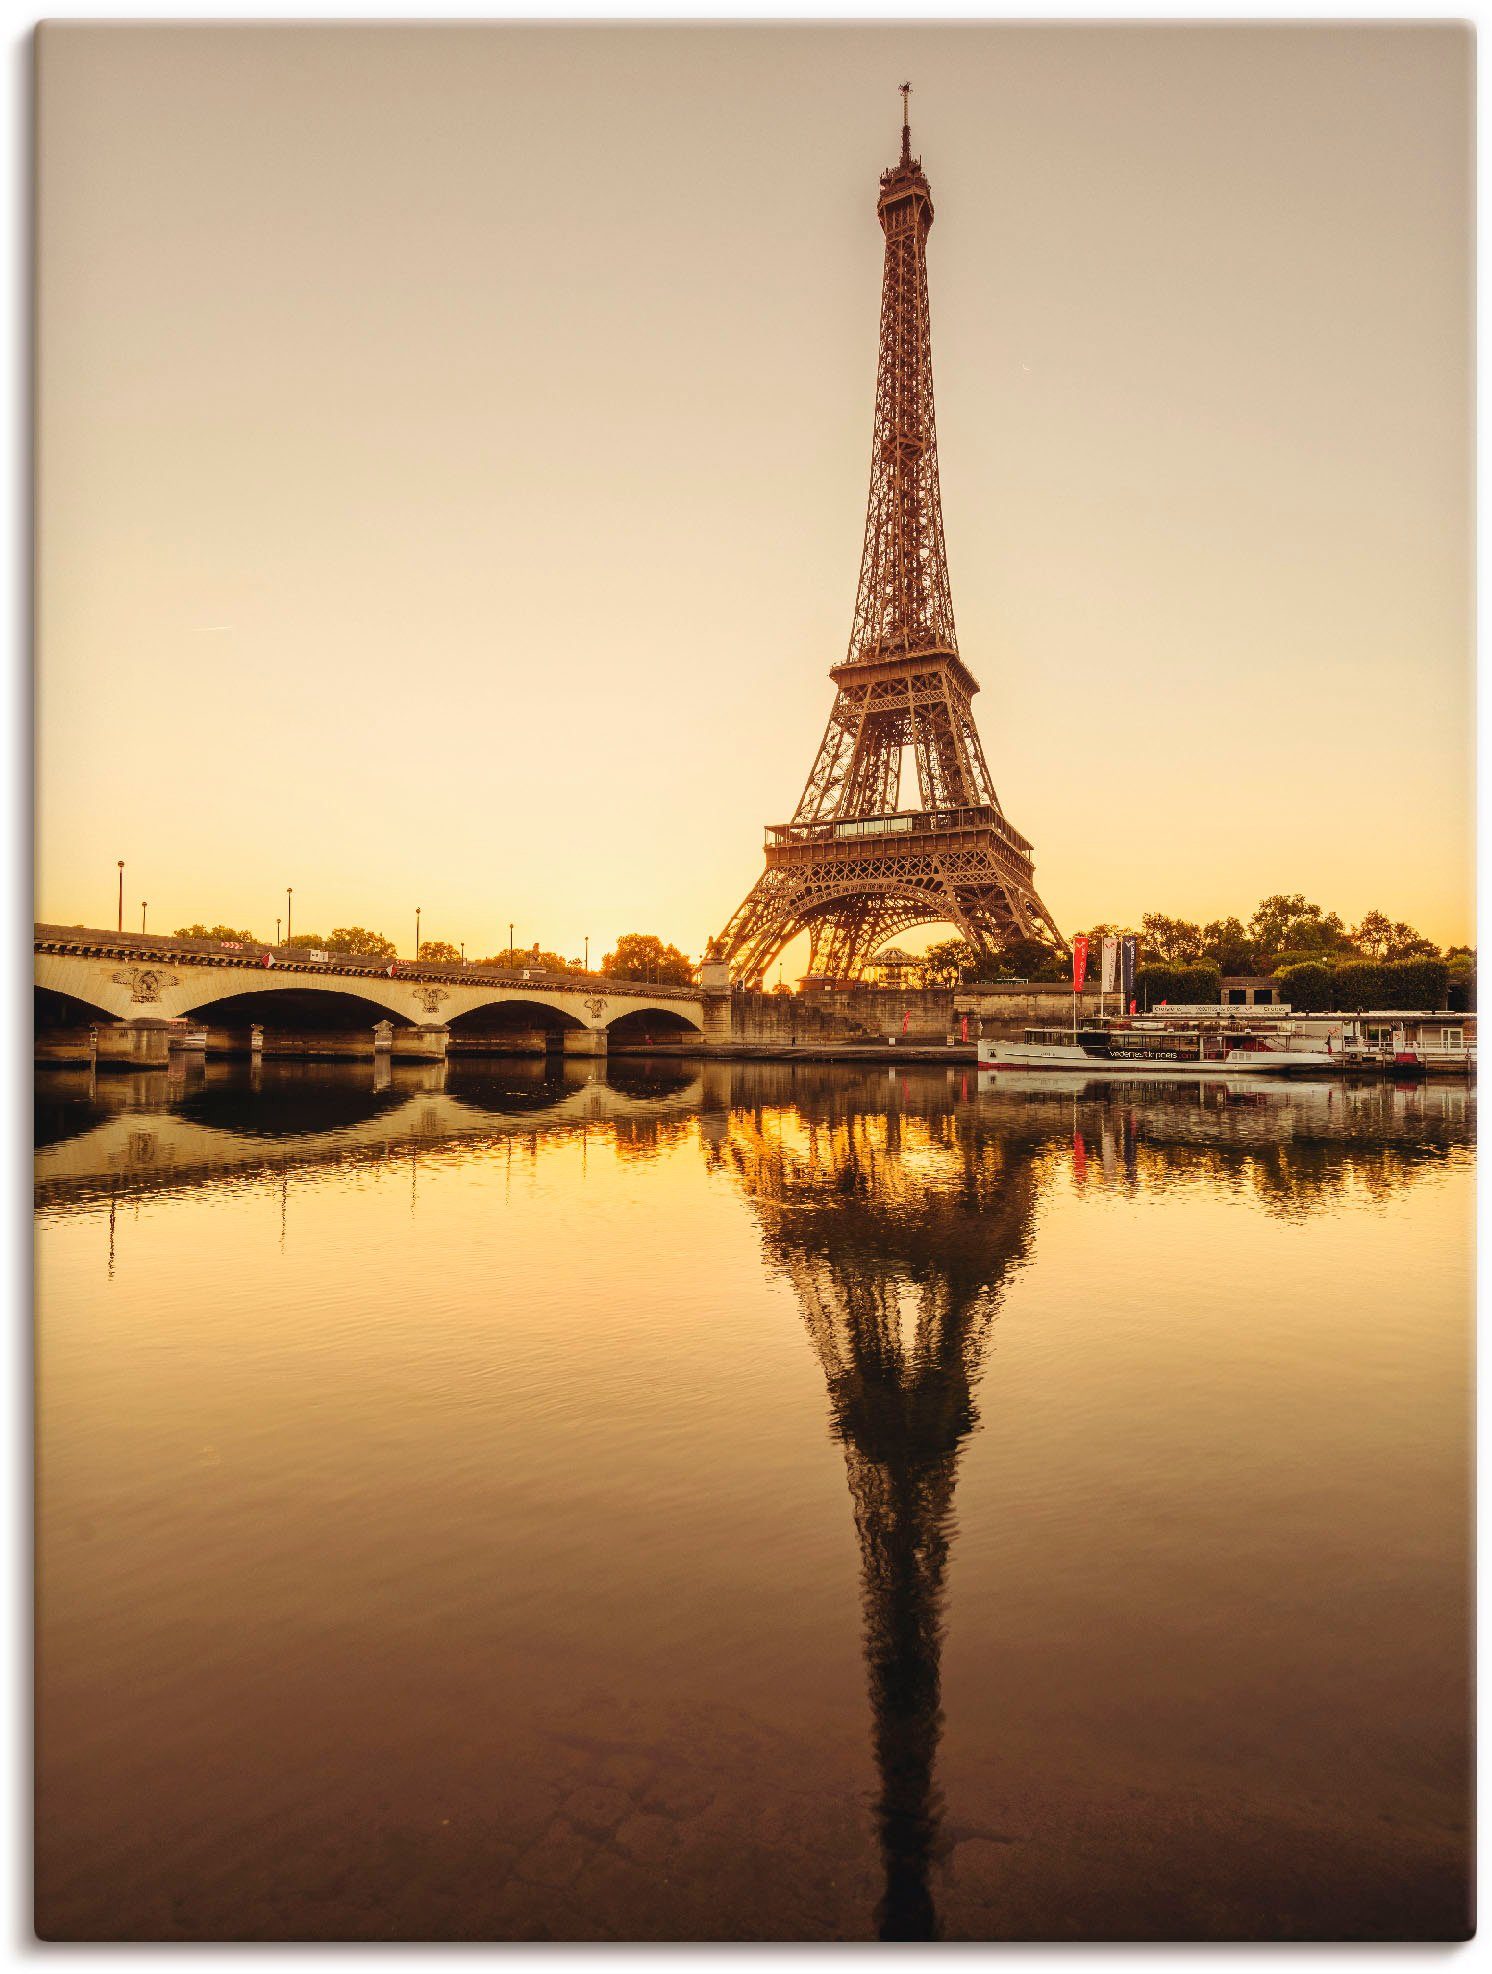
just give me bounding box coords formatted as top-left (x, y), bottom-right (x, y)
top-left (35, 924), bottom-right (714, 1066)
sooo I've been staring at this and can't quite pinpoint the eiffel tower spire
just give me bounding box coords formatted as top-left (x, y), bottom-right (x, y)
top-left (707, 1086), bottom-right (1040, 1937)
top-left (713, 97), bottom-right (1066, 985)
top-left (844, 82), bottom-right (958, 675)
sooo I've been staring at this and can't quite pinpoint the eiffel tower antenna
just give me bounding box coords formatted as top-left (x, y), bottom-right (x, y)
top-left (713, 104), bottom-right (1067, 985)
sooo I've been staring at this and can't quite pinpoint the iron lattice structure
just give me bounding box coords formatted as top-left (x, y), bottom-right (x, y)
top-left (714, 97), bottom-right (1066, 984)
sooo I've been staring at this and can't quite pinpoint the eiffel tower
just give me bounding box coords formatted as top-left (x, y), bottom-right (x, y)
top-left (705, 1071), bottom-right (1040, 1938)
top-left (713, 91), bottom-right (1066, 986)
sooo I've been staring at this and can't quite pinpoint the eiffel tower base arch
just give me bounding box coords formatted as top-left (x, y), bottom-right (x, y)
top-left (717, 846), bottom-right (1067, 987)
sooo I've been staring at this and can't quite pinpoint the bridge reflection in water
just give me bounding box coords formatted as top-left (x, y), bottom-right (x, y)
top-left (34, 1061), bottom-right (1472, 1941)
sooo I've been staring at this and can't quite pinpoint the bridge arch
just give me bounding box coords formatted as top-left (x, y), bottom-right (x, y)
top-left (605, 1004), bottom-right (704, 1048)
top-left (36, 983), bottom-right (118, 1028)
top-left (447, 996), bottom-right (588, 1037)
top-left (176, 980), bottom-right (414, 1026)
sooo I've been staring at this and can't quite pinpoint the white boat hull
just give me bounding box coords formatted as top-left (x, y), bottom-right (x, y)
top-left (978, 1041), bottom-right (1337, 1077)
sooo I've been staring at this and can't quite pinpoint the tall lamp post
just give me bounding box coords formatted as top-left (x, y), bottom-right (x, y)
top-left (584, 934), bottom-right (589, 973)
top-left (508, 922), bottom-right (514, 966)
top-left (276, 916), bottom-right (282, 945)
top-left (140, 901), bottom-right (148, 934)
top-left (286, 887), bottom-right (293, 944)
top-left (116, 861), bottom-right (124, 933)
top-left (415, 906), bottom-right (421, 960)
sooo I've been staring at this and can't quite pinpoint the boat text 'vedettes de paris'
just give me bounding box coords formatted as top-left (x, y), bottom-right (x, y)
top-left (978, 1012), bottom-right (1337, 1077)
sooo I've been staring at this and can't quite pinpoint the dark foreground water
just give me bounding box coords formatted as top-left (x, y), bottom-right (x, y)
top-left (35, 1058), bottom-right (1472, 1941)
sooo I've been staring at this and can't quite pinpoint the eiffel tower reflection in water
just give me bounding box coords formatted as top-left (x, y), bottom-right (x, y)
top-left (704, 1080), bottom-right (1041, 1938)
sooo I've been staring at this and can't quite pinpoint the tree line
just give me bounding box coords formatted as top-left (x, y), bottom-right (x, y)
top-left (171, 924), bottom-right (695, 985)
top-left (871, 895), bottom-right (1474, 996)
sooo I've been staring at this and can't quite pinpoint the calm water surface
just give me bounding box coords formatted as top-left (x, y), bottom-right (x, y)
top-left (35, 1058), bottom-right (1473, 1941)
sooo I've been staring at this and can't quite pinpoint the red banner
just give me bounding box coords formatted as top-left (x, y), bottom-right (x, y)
top-left (1072, 934), bottom-right (1089, 994)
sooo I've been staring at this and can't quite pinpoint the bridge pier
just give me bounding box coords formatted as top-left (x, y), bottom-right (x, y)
top-left (92, 1018), bottom-right (175, 1070)
top-left (562, 1028), bottom-right (608, 1058)
top-left (698, 960), bottom-right (734, 1044)
top-left (375, 1022), bottom-right (449, 1063)
top-left (201, 1024), bottom-right (263, 1057)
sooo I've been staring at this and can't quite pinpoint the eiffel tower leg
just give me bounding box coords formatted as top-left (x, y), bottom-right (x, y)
top-left (715, 870), bottom-right (807, 985)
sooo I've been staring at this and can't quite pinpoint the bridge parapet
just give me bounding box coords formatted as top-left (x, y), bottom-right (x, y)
top-left (34, 924), bottom-right (702, 1006)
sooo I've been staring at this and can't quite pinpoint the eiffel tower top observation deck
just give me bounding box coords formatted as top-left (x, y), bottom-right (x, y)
top-left (712, 91), bottom-right (1066, 985)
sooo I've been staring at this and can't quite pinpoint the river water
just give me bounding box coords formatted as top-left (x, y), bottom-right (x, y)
top-left (34, 1058), bottom-right (1473, 1942)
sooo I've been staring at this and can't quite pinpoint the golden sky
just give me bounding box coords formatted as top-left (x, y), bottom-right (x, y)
top-left (36, 23), bottom-right (1473, 963)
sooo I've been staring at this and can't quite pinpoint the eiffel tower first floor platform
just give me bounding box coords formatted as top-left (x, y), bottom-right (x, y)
top-left (713, 802), bottom-right (1068, 986)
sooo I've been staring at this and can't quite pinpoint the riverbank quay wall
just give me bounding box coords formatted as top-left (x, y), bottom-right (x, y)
top-left (682, 976), bottom-right (1107, 1060)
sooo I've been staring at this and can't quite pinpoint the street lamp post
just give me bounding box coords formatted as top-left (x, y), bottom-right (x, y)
top-left (415, 906), bottom-right (421, 960)
top-left (116, 861), bottom-right (124, 933)
top-left (276, 917), bottom-right (282, 945)
top-left (508, 923), bottom-right (514, 966)
top-left (140, 901), bottom-right (147, 934)
top-left (584, 935), bottom-right (589, 972)
top-left (286, 888), bottom-right (293, 944)
top-left (460, 941), bottom-right (465, 966)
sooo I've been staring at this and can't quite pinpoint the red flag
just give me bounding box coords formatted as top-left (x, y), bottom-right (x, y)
top-left (1072, 934), bottom-right (1089, 994)
top-left (902, 1009), bottom-right (910, 1034)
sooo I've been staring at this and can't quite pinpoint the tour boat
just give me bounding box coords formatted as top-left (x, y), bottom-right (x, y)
top-left (977, 1015), bottom-right (1337, 1077)
top-left (1336, 1012), bottom-right (1477, 1078)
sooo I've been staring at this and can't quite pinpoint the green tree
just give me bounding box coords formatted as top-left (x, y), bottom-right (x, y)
top-left (1275, 961), bottom-right (1334, 1013)
top-left (992, 936), bottom-right (1067, 983)
top-left (1135, 963), bottom-right (1222, 1011)
top-left (1380, 917), bottom-right (1436, 961)
top-left (1332, 957), bottom-right (1449, 1012)
top-left (417, 940), bottom-right (462, 964)
top-left (1140, 913), bottom-right (1204, 965)
top-left (326, 926), bottom-right (397, 961)
top-left (1351, 909), bottom-right (1396, 960)
top-left (283, 932), bottom-right (328, 951)
top-left (1447, 951), bottom-right (1476, 1012)
top-left (174, 923), bottom-right (257, 943)
top-left (467, 945), bottom-right (581, 973)
top-left (1200, 917), bottom-right (1256, 973)
top-left (921, 936), bottom-right (977, 987)
top-left (1249, 895), bottom-right (1349, 966)
top-left (602, 933), bottom-right (694, 985)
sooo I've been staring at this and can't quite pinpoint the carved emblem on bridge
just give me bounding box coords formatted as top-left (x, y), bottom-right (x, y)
top-left (110, 966), bottom-right (178, 1005)
top-left (414, 985), bottom-right (449, 1014)
top-left (584, 996), bottom-right (607, 1018)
